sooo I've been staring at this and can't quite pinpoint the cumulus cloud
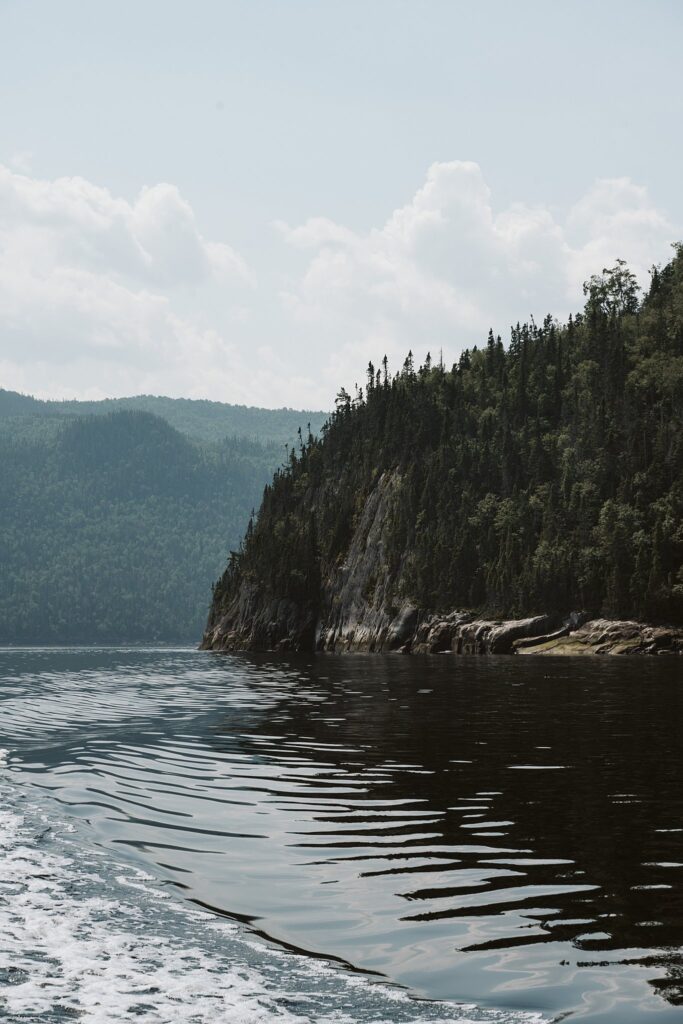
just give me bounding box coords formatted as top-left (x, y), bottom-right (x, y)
top-left (0, 161), bottom-right (677, 408)
top-left (277, 161), bottom-right (676, 393)
top-left (0, 167), bottom-right (250, 288)
top-left (0, 165), bottom-right (256, 400)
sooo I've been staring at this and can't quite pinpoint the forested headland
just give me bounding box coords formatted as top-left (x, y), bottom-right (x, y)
top-left (0, 398), bottom-right (326, 643)
top-left (206, 249), bottom-right (683, 652)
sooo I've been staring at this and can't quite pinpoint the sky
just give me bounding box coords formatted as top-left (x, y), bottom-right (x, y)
top-left (0, 0), bottom-right (681, 410)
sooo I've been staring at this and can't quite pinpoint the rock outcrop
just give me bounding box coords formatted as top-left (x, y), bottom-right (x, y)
top-left (514, 618), bottom-right (683, 656)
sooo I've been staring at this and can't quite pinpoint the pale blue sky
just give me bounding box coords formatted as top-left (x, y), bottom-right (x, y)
top-left (1, 0), bottom-right (681, 406)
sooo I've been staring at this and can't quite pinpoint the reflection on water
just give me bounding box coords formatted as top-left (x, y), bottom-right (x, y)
top-left (1, 647), bottom-right (682, 1022)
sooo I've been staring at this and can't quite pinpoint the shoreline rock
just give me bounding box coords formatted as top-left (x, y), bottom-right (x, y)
top-left (202, 605), bottom-right (683, 656)
top-left (513, 618), bottom-right (683, 656)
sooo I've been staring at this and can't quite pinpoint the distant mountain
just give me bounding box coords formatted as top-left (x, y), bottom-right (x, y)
top-left (204, 251), bottom-right (683, 654)
top-left (0, 390), bottom-right (329, 447)
top-left (0, 404), bottom-right (321, 644)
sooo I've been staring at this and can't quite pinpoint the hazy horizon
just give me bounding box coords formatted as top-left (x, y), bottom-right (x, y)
top-left (1, 0), bottom-right (681, 410)
top-left (0, 386), bottom-right (330, 414)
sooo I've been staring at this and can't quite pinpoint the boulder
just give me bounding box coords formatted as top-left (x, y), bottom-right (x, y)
top-left (488, 614), bottom-right (559, 653)
top-left (387, 604), bottom-right (419, 650)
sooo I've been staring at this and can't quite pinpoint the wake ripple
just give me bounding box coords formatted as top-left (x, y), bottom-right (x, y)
top-left (0, 765), bottom-right (543, 1024)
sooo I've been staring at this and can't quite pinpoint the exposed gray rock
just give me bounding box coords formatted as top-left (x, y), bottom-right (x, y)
top-left (514, 627), bottom-right (570, 650)
top-left (488, 615), bottom-right (560, 653)
top-left (386, 604), bottom-right (419, 650)
top-left (316, 472), bottom-right (404, 652)
top-left (516, 618), bottom-right (683, 655)
top-left (449, 616), bottom-right (557, 655)
top-left (201, 582), bottom-right (318, 652)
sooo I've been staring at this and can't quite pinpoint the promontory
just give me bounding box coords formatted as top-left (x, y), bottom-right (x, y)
top-left (203, 253), bottom-right (683, 656)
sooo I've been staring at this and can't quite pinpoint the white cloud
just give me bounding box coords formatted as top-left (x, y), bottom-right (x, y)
top-left (0, 165), bottom-right (255, 400)
top-left (0, 167), bottom-right (251, 288)
top-left (277, 162), bottom-right (676, 394)
top-left (0, 161), bottom-right (677, 409)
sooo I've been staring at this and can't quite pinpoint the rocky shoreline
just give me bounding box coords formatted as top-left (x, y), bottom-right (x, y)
top-left (202, 602), bottom-right (683, 656)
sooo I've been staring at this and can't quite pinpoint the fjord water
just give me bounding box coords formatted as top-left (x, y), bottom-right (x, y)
top-left (1, 648), bottom-right (682, 1022)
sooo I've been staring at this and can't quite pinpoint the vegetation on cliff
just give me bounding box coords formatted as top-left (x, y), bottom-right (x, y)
top-left (210, 248), bottom-right (683, 634)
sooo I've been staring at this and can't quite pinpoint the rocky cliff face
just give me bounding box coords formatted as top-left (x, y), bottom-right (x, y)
top-left (203, 470), bottom-right (403, 652)
top-left (202, 470), bottom-right (683, 656)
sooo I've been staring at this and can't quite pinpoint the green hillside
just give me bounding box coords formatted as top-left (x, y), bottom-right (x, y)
top-left (0, 391), bottom-right (329, 446)
top-left (0, 409), bottom-right (286, 643)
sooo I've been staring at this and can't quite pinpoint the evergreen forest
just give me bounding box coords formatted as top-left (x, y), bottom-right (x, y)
top-left (0, 402), bottom-right (323, 643)
top-left (215, 249), bottom-right (683, 627)
top-left (0, 390), bottom-right (328, 446)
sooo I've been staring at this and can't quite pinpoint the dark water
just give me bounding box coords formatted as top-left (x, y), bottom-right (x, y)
top-left (1, 647), bottom-right (682, 1022)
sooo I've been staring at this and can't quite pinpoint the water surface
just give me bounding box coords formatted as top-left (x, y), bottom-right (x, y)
top-left (1, 647), bottom-right (682, 1022)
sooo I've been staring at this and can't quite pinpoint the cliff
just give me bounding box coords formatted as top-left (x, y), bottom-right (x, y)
top-left (203, 253), bottom-right (683, 655)
top-left (202, 470), bottom-right (683, 656)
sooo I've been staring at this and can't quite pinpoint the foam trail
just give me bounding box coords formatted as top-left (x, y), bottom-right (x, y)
top-left (0, 771), bottom-right (543, 1024)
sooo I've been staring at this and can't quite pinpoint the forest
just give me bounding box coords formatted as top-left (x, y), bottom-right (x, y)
top-left (0, 390), bottom-right (328, 446)
top-left (0, 407), bottom-right (311, 642)
top-left (213, 248), bottom-right (683, 628)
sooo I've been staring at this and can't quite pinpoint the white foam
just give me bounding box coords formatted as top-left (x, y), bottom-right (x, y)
top-left (0, 782), bottom-right (543, 1024)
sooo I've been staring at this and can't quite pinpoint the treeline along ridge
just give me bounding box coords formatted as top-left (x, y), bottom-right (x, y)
top-left (212, 250), bottom-right (683, 631)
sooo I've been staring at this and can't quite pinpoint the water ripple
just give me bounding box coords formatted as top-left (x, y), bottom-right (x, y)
top-left (1, 646), bottom-right (683, 1021)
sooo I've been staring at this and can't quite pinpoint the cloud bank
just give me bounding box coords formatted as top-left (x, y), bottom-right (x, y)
top-left (0, 166), bottom-right (252, 400)
top-left (278, 162), bottom-right (675, 398)
top-left (0, 161), bottom-right (676, 408)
